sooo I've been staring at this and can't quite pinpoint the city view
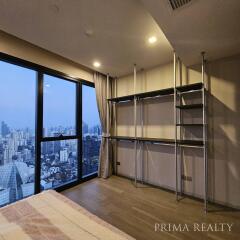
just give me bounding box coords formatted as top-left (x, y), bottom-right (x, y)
top-left (82, 122), bottom-right (101, 177)
top-left (0, 122), bottom-right (35, 206)
top-left (0, 61), bottom-right (101, 206)
top-left (0, 121), bottom-right (101, 206)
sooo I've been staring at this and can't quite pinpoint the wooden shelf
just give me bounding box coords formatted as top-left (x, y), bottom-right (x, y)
top-left (178, 139), bottom-right (204, 147)
top-left (176, 103), bottom-right (203, 109)
top-left (176, 123), bottom-right (203, 127)
top-left (176, 82), bottom-right (203, 92)
top-left (108, 94), bottom-right (135, 103)
top-left (108, 136), bottom-right (203, 147)
top-left (138, 137), bottom-right (175, 144)
top-left (108, 83), bottom-right (203, 103)
top-left (109, 136), bottom-right (136, 141)
top-left (136, 88), bottom-right (174, 99)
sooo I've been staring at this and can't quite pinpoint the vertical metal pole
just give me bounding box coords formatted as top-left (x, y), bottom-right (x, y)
top-left (174, 51), bottom-right (178, 200)
top-left (141, 98), bottom-right (144, 184)
top-left (178, 57), bottom-right (183, 197)
top-left (202, 52), bottom-right (208, 213)
top-left (106, 74), bottom-right (110, 176)
top-left (114, 77), bottom-right (118, 175)
top-left (134, 64), bottom-right (137, 187)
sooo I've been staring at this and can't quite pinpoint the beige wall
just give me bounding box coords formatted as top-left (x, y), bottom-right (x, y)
top-left (113, 54), bottom-right (240, 209)
top-left (0, 30), bottom-right (93, 82)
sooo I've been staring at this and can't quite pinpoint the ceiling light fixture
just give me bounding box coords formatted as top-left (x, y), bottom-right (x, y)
top-left (85, 29), bottom-right (94, 37)
top-left (93, 61), bottom-right (101, 68)
top-left (148, 36), bottom-right (157, 44)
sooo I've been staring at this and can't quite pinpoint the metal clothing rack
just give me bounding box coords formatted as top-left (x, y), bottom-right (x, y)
top-left (174, 52), bottom-right (208, 212)
top-left (106, 52), bottom-right (208, 212)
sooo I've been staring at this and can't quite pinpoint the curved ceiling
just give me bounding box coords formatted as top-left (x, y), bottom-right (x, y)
top-left (0, 0), bottom-right (173, 77)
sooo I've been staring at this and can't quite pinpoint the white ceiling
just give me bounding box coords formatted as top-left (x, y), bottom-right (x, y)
top-left (1, 0), bottom-right (239, 76)
top-left (0, 0), bottom-right (173, 77)
top-left (141, 0), bottom-right (240, 65)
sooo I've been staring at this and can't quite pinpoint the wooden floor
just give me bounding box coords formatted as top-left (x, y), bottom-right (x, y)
top-left (62, 176), bottom-right (240, 240)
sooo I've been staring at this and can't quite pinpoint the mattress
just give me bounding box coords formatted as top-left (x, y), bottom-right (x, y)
top-left (0, 190), bottom-right (135, 240)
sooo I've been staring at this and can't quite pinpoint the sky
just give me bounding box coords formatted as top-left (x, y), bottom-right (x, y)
top-left (0, 60), bottom-right (100, 130)
top-left (82, 85), bottom-right (100, 128)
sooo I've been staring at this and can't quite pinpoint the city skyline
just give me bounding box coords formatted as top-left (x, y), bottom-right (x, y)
top-left (0, 61), bottom-right (101, 129)
top-left (0, 60), bottom-right (102, 207)
top-left (0, 120), bottom-right (101, 136)
top-left (0, 121), bottom-right (101, 206)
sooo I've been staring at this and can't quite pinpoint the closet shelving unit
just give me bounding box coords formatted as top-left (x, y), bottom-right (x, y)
top-left (106, 52), bottom-right (208, 212)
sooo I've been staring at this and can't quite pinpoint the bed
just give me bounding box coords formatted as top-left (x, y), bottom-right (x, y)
top-left (0, 190), bottom-right (135, 240)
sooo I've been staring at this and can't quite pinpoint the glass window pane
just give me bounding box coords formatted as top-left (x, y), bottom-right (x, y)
top-left (43, 75), bottom-right (76, 137)
top-left (41, 139), bottom-right (78, 190)
top-left (82, 85), bottom-right (101, 177)
top-left (0, 61), bottom-right (36, 206)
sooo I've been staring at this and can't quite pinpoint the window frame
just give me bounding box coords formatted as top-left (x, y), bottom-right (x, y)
top-left (0, 52), bottom-right (97, 195)
top-left (42, 73), bottom-right (78, 139)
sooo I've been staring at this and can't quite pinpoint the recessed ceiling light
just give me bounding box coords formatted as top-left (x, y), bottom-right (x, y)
top-left (93, 61), bottom-right (101, 68)
top-left (148, 36), bottom-right (157, 44)
top-left (85, 29), bottom-right (94, 37)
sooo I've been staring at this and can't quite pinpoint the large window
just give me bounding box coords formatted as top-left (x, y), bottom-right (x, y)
top-left (41, 74), bottom-right (78, 190)
top-left (82, 85), bottom-right (101, 177)
top-left (0, 54), bottom-right (100, 207)
top-left (43, 74), bottom-right (76, 137)
top-left (0, 61), bottom-right (36, 206)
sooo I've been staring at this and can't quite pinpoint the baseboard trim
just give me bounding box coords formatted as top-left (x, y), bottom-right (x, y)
top-left (114, 173), bottom-right (240, 211)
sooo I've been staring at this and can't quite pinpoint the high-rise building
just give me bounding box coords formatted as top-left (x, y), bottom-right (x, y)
top-left (60, 148), bottom-right (68, 162)
top-left (53, 133), bottom-right (61, 153)
top-left (1, 121), bottom-right (10, 137)
top-left (7, 164), bottom-right (23, 204)
top-left (82, 122), bottom-right (88, 134)
top-left (93, 125), bottom-right (101, 136)
top-left (54, 141), bottom-right (61, 153)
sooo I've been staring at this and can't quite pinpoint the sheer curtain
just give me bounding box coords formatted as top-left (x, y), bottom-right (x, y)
top-left (93, 72), bottom-right (112, 178)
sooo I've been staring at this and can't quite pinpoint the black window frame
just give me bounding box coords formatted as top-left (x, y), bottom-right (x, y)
top-left (42, 73), bottom-right (78, 139)
top-left (0, 52), bottom-right (97, 195)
